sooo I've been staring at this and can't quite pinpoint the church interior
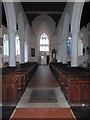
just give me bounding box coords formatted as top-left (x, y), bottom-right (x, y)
top-left (0, 0), bottom-right (90, 119)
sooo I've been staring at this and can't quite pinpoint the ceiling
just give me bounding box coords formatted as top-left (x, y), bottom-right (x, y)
top-left (2, 3), bottom-right (6, 27)
top-left (21, 2), bottom-right (67, 26)
top-left (2, 2), bottom-right (90, 29)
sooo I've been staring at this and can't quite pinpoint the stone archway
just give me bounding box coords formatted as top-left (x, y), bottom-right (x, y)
top-left (3, 1), bottom-right (16, 66)
top-left (32, 14), bottom-right (56, 63)
top-left (71, 1), bottom-right (85, 66)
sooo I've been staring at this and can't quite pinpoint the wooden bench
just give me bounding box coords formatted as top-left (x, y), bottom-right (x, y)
top-left (2, 75), bottom-right (21, 104)
top-left (49, 62), bottom-right (90, 105)
top-left (2, 62), bottom-right (38, 105)
top-left (67, 77), bottom-right (90, 105)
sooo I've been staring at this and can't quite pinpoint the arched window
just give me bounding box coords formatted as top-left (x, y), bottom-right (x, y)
top-left (15, 35), bottom-right (20, 55)
top-left (40, 33), bottom-right (49, 52)
top-left (24, 41), bottom-right (28, 62)
top-left (3, 34), bottom-right (9, 56)
top-left (67, 37), bottom-right (72, 56)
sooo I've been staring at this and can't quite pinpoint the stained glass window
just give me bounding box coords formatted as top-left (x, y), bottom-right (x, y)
top-left (40, 33), bottom-right (49, 51)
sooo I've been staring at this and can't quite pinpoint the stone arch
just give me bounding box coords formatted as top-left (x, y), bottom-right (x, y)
top-left (71, 1), bottom-right (85, 32)
top-left (32, 14), bottom-right (56, 62)
top-left (17, 12), bottom-right (25, 35)
top-left (3, 1), bottom-right (16, 66)
top-left (71, 1), bottom-right (85, 66)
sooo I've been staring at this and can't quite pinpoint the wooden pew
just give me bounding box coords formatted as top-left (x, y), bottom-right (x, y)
top-left (2, 62), bottom-right (38, 105)
top-left (49, 62), bottom-right (90, 105)
top-left (67, 77), bottom-right (90, 105)
top-left (2, 75), bottom-right (21, 105)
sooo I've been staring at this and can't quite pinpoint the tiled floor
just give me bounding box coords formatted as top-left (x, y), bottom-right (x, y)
top-left (11, 65), bottom-right (75, 119)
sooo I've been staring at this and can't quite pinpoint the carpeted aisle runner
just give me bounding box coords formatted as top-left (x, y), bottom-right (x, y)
top-left (12, 108), bottom-right (75, 119)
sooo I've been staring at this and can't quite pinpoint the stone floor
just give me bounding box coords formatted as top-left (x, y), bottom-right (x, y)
top-left (29, 89), bottom-right (57, 103)
top-left (16, 87), bottom-right (70, 108)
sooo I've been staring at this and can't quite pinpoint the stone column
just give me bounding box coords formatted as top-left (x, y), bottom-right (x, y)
top-left (17, 12), bottom-right (25, 63)
top-left (71, 30), bottom-right (79, 66)
top-left (62, 29), bottom-right (69, 64)
top-left (20, 38), bottom-right (25, 63)
top-left (59, 39), bottom-right (63, 62)
top-left (8, 29), bottom-right (16, 66)
top-left (57, 42), bottom-right (61, 62)
top-left (57, 26), bottom-right (63, 62)
top-left (57, 31), bottom-right (60, 62)
top-left (62, 38), bottom-right (67, 63)
top-left (62, 12), bottom-right (70, 64)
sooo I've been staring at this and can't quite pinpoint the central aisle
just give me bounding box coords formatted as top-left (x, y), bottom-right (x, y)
top-left (29, 65), bottom-right (59, 87)
top-left (11, 65), bottom-right (76, 119)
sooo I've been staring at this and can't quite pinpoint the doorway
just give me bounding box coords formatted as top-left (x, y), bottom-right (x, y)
top-left (41, 55), bottom-right (46, 65)
top-left (46, 55), bottom-right (50, 65)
